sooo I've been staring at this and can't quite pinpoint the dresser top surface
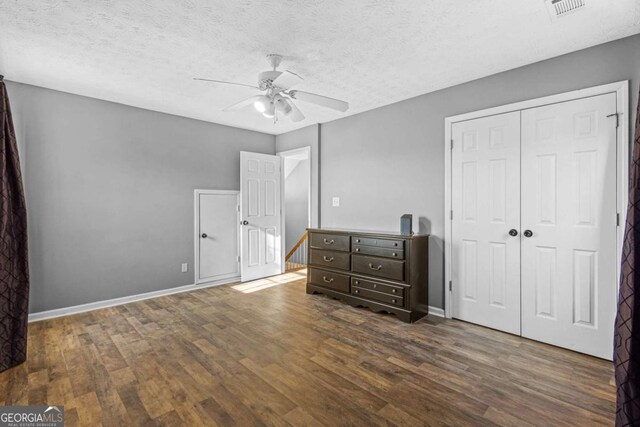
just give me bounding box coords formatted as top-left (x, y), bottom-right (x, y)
top-left (308, 227), bottom-right (429, 239)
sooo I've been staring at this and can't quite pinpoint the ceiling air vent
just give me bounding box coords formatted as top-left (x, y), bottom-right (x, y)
top-left (545, 0), bottom-right (586, 19)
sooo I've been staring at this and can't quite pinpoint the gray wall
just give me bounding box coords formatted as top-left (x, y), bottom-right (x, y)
top-left (284, 158), bottom-right (310, 253)
top-left (7, 82), bottom-right (275, 313)
top-left (276, 124), bottom-right (320, 228)
top-left (319, 34), bottom-right (640, 310)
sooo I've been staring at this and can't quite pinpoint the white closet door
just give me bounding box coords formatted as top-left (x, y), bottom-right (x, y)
top-left (198, 192), bottom-right (240, 284)
top-left (451, 111), bottom-right (522, 334)
top-left (520, 93), bottom-right (618, 360)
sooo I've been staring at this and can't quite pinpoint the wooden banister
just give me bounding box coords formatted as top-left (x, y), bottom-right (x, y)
top-left (285, 232), bottom-right (309, 261)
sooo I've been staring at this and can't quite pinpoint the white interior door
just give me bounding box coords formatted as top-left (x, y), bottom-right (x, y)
top-left (451, 111), bottom-right (522, 334)
top-left (196, 191), bottom-right (240, 284)
top-left (520, 93), bottom-right (618, 360)
top-left (240, 151), bottom-right (283, 282)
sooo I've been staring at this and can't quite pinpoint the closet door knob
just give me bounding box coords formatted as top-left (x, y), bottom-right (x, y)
top-left (201, 233), bottom-right (207, 238)
top-left (508, 229), bottom-right (518, 237)
top-left (241, 220), bottom-right (249, 225)
top-left (523, 230), bottom-right (533, 238)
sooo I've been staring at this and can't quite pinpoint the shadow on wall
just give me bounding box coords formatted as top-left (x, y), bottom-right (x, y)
top-left (418, 216), bottom-right (445, 309)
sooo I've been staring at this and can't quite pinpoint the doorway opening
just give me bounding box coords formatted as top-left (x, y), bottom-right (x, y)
top-left (278, 147), bottom-right (311, 272)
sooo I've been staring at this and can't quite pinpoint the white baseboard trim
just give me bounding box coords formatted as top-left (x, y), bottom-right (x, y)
top-left (428, 306), bottom-right (445, 318)
top-left (29, 276), bottom-right (443, 323)
top-left (28, 276), bottom-right (240, 323)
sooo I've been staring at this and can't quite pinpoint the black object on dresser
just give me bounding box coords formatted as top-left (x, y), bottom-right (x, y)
top-left (306, 228), bottom-right (429, 323)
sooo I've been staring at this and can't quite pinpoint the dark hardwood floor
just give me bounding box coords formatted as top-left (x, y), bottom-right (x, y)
top-left (0, 269), bottom-right (615, 426)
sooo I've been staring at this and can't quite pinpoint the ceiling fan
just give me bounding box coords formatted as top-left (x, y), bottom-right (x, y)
top-left (194, 54), bottom-right (349, 123)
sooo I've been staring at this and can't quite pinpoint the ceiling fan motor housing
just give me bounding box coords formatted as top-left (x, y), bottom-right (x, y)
top-left (258, 70), bottom-right (283, 90)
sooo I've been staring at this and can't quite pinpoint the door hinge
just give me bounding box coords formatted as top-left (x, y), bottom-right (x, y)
top-left (237, 205), bottom-right (240, 212)
top-left (449, 281), bottom-right (452, 291)
top-left (450, 139), bottom-right (454, 150)
top-left (450, 210), bottom-right (453, 220)
top-left (617, 213), bottom-right (620, 226)
top-left (607, 113), bottom-right (620, 128)
top-left (237, 255), bottom-right (241, 262)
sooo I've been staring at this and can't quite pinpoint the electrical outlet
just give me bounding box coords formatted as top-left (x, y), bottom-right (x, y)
top-left (181, 263), bottom-right (188, 273)
top-left (332, 196), bottom-right (340, 207)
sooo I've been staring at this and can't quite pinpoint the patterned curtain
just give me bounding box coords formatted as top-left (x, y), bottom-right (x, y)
top-left (0, 76), bottom-right (29, 372)
top-left (615, 86), bottom-right (640, 425)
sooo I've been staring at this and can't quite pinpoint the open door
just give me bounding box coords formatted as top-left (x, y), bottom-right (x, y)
top-left (240, 151), bottom-right (283, 282)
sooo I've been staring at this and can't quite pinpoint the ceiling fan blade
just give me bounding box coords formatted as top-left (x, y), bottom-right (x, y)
top-left (289, 90), bottom-right (349, 112)
top-left (194, 78), bottom-right (258, 89)
top-left (272, 70), bottom-right (304, 90)
top-left (285, 98), bottom-right (305, 122)
top-left (223, 95), bottom-right (263, 112)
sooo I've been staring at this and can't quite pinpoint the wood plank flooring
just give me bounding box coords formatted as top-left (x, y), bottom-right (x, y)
top-left (0, 269), bottom-right (615, 426)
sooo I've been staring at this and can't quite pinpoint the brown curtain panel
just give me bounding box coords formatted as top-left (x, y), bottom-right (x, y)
top-left (0, 77), bottom-right (29, 372)
top-left (615, 86), bottom-right (640, 425)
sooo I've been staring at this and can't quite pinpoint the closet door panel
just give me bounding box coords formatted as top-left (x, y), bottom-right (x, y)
top-left (451, 111), bottom-right (521, 335)
top-left (520, 93), bottom-right (618, 360)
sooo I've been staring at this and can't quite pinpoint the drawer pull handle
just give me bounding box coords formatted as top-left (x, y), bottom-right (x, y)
top-left (355, 281), bottom-right (359, 285)
top-left (392, 289), bottom-right (397, 293)
top-left (355, 248), bottom-right (360, 252)
top-left (394, 243), bottom-right (398, 247)
top-left (373, 284), bottom-right (377, 289)
top-left (369, 263), bottom-right (383, 271)
top-left (355, 289), bottom-right (360, 294)
top-left (392, 253), bottom-right (397, 257)
top-left (392, 299), bottom-right (397, 303)
top-left (322, 276), bottom-right (334, 283)
top-left (323, 256), bottom-right (334, 262)
top-left (323, 239), bottom-right (335, 244)
top-left (355, 239), bottom-right (360, 243)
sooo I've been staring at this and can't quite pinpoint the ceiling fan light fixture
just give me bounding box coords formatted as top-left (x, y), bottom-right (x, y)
top-left (275, 97), bottom-right (292, 116)
top-left (262, 101), bottom-right (276, 118)
top-left (253, 95), bottom-right (270, 113)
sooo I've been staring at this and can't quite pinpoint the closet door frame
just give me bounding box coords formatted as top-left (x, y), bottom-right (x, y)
top-left (444, 80), bottom-right (629, 319)
top-left (194, 189), bottom-right (241, 286)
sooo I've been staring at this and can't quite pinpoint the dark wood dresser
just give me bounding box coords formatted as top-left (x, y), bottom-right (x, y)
top-left (306, 228), bottom-right (429, 323)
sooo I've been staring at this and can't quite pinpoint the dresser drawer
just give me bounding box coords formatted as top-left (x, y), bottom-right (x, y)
top-left (309, 268), bottom-right (350, 293)
top-left (352, 255), bottom-right (405, 281)
top-left (353, 245), bottom-right (404, 260)
top-left (352, 286), bottom-right (404, 307)
top-left (310, 233), bottom-right (350, 252)
top-left (352, 236), bottom-right (404, 249)
top-left (310, 249), bottom-right (350, 271)
top-left (351, 277), bottom-right (405, 298)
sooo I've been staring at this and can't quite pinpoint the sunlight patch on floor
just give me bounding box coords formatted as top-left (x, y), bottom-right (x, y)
top-left (231, 269), bottom-right (307, 294)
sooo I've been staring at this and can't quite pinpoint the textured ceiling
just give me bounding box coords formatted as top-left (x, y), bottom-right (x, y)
top-left (0, 1), bottom-right (639, 135)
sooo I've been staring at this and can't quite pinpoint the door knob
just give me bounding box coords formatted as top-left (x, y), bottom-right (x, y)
top-left (241, 220), bottom-right (249, 225)
top-left (523, 230), bottom-right (533, 238)
top-left (508, 229), bottom-right (518, 237)
top-left (201, 233), bottom-right (207, 238)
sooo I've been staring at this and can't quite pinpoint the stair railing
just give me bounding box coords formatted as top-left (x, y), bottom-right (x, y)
top-left (285, 232), bottom-right (308, 271)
